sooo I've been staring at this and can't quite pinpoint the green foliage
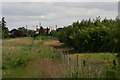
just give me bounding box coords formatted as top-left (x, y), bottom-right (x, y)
top-left (49, 30), bottom-right (58, 37)
top-left (0, 21), bottom-right (2, 38)
top-left (18, 27), bottom-right (36, 37)
top-left (39, 26), bottom-right (45, 36)
top-left (27, 29), bottom-right (36, 37)
top-left (58, 26), bottom-right (74, 46)
top-left (2, 53), bottom-right (29, 69)
top-left (1, 17), bottom-right (9, 38)
top-left (58, 17), bottom-right (120, 53)
top-left (2, 27), bottom-right (9, 38)
top-left (10, 27), bottom-right (36, 38)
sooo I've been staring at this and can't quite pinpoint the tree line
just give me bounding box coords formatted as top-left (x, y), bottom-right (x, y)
top-left (57, 16), bottom-right (120, 53)
top-left (1, 16), bottom-right (120, 53)
top-left (0, 17), bottom-right (50, 38)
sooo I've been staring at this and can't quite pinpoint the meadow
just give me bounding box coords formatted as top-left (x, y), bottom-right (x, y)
top-left (2, 37), bottom-right (66, 78)
top-left (2, 37), bottom-right (119, 78)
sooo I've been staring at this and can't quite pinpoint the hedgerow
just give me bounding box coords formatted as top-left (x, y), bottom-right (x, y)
top-left (58, 17), bottom-right (120, 53)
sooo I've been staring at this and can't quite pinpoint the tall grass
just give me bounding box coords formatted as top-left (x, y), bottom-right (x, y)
top-left (2, 37), bottom-right (119, 78)
top-left (2, 37), bottom-right (65, 78)
top-left (64, 53), bottom-right (119, 78)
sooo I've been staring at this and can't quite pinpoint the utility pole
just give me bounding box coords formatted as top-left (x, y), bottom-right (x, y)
top-left (56, 25), bottom-right (57, 30)
top-left (26, 25), bottom-right (27, 29)
top-left (39, 21), bottom-right (41, 28)
top-left (26, 25), bottom-right (28, 37)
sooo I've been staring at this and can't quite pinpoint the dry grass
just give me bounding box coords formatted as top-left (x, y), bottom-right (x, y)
top-left (2, 37), bottom-right (33, 47)
top-left (2, 37), bottom-right (33, 55)
top-left (43, 39), bottom-right (62, 47)
top-left (2, 37), bottom-right (69, 78)
top-left (2, 37), bottom-right (118, 78)
top-left (33, 58), bottom-right (68, 78)
top-left (43, 39), bottom-right (72, 52)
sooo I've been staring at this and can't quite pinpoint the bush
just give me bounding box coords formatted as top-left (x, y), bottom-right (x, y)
top-left (58, 17), bottom-right (120, 53)
top-left (58, 26), bottom-right (75, 46)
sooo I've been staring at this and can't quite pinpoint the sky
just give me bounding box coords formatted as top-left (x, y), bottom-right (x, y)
top-left (118, 1), bottom-right (120, 19)
top-left (2, 0), bottom-right (120, 2)
top-left (2, 2), bottom-right (118, 30)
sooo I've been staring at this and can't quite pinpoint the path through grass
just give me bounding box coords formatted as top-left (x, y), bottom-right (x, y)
top-left (2, 37), bottom-right (119, 78)
top-left (2, 37), bottom-right (67, 78)
top-left (44, 39), bottom-right (119, 78)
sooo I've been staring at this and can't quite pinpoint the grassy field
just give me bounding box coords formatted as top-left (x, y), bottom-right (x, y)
top-left (2, 37), bottom-right (119, 78)
top-left (67, 53), bottom-right (118, 78)
top-left (2, 37), bottom-right (67, 78)
top-left (43, 39), bottom-right (119, 78)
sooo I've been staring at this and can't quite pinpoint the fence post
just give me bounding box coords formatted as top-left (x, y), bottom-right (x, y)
top-left (69, 57), bottom-right (71, 77)
top-left (77, 55), bottom-right (79, 67)
top-left (83, 59), bottom-right (86, 67)
top-left (76, 55), bottom-right (79, 78)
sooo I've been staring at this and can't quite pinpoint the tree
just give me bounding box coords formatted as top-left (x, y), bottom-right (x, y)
top-left (46, 27), bottom-right (49, 36)
top-left (58, 17), bottom-right (119, 53)
top-left (18, 27), bottom-right (27, 37)
top-left (2, 17), bottom-right (9, 38)
top-left (39, 26), bottom-right (45, 36)
top-left (50, 30), bottom-right (58, 37)
top-left (27, 30), bottom-right (36, 37)
top-left (9, 27), bottom-right (36, 38)
top-left (0, 21), bottom-right (2, 38)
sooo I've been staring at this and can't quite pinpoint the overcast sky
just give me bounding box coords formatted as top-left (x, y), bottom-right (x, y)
top-left (2, 2), bottom-right (118, 30)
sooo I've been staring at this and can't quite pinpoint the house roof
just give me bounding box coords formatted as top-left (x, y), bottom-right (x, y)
top-left (36, 28), bottom-right (51, 32)
top-left (10, 29), bottom-right (17, 33)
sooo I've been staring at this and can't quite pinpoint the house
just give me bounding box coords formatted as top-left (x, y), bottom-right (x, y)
top-left (9, 29), bottom-right (23, 37)
top-left (56, 28), bottom-right (63, 32)
top-left (36, 28), bottom-right (51, 34)
top-left (9, 29), bottom-right (17, 34)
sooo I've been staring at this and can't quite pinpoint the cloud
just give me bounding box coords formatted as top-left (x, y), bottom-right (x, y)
top-left (118, 1), bottom-right (120, 18)
top-left (2, 0), bottom-right (120, 2)
top-left (2, 2), bottom-right (118, 30)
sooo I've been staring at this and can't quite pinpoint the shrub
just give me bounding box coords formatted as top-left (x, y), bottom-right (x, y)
top-left (58, 17), bottom-right (120, 53)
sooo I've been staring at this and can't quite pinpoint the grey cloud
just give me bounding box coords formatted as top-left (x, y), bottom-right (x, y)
top-left (3, 2), bottom-right (117, 16)
top-left (52, 2), bottom-right (118, 11)
top-left (2, 2), bottom-right (118, 30)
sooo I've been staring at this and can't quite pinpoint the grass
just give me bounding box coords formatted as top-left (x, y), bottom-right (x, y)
top-left (34, 36), bottom-right (57, 41)
top-left (2, 37), bottom-right (65, 78)
top-left (2, 37), bottom-right (33, 69)
top-left (66, 53), bottom-right (119, 78)
top-left (2, 36), bottom-right (120, 78)
top-left (68, 53), bottom-right (117, 63)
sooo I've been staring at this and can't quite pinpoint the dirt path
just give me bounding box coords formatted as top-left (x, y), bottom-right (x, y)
top-left (30, 39), bottom-right (69, 78)
top-left (43, 39), bottom-right (74, 53)
top-left (43, 39), bottom-right (62, 46)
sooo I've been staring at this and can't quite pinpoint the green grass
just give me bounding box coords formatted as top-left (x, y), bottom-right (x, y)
top-left (2, 37), bottom-right (62, 78)
top-left (66, 53), bottom-right (119, 78)
top-left (2, 37), bottom-right (120, 78)
top-left (3, 63), bottom-right (44, 78)
top-left (68, 53), bottom-right (117, 62)
top-left (34, 36), bottom-right (57, 40)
